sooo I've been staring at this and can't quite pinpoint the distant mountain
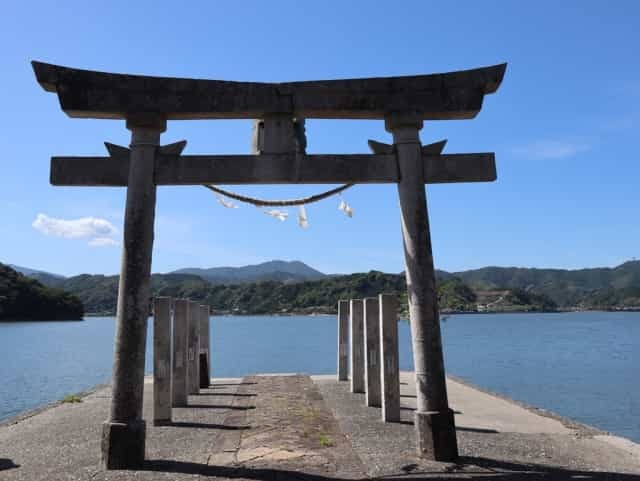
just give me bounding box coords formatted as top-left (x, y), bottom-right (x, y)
top-left (8, 264), bottom-right (66, 288)
top-left (0, 263), bottom-right (83, 320)
top-left (172, 260), bottom-right (326, 284)
top-left (451, 260), bottom-right (640, 307)
top-left (10, 259), bottom-right (640, 315)
top-left (8, 264), bottom-right (65, 278)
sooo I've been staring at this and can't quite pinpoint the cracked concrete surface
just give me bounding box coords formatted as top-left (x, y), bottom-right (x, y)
top-left (0, 373), bottom-right (638, 480)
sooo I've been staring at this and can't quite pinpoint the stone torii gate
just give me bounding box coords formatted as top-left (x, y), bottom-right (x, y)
top-left (32, 60), bottom-right (506, 469)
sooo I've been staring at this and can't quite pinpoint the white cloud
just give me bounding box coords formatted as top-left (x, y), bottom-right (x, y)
top-left (32, 213), bottom-right (118, 247)
top-left (511, 140), bottom-right (591, 160)
top-left (88, 237), bottom-right (118, 247)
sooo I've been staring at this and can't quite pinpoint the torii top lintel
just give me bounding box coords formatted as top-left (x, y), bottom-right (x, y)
top-left (32, 61), bottom-right (506, 121)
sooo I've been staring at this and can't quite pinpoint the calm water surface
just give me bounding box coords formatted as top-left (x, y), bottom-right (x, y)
top-left (0, 312), bottom-right (637, 442)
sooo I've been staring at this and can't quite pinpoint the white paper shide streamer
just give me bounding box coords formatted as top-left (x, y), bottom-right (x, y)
top-left (217, 195), bottom-right (239, 209)
top-left (265, 209), bottom-right (288, 222)
top-left (338, 197), bottom-right (353, 217)
top-left (298, 205), bottom-right (309, 228)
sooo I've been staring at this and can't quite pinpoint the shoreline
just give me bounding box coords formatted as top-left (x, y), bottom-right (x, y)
top-left (0, 381), bottom-right (109, 428)
top-left (80, 308), bottom-right (640, 317)
top-left (446, 373), bottom-right (606, 438)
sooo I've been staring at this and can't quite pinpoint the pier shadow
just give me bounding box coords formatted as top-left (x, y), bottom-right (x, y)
top-left (0, 459), bottom-right (19, 471)
top-left (210, 382), bottom-right (257, 387)
top-left (187, 403), bottom-right (256, 410)
top-left (458, 456), bottom-right (640, 480)
top-left (457, 426), bottom-right (499, 434)
top-left (397, 420), bottom-right (498, 435)
top-left (140, 457), bottom-right (640, 480)
top-left (168, 421), bottom-right (250, 430)
top-left (197, 392), bottom-right (257, 397)
top-left (398, 406), bottom-right (463, 416)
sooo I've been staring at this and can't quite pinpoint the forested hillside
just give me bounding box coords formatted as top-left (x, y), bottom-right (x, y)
top-left (14, 260), bottom-right (640, 315)
top-left (43, 270), bottom-right (556, 315)
top-left (0, 263), bottom-right (84, 320)
top-left (453, 260), bottom-right (640, 308)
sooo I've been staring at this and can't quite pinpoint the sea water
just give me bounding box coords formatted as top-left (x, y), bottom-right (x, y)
top-left (0, 312), bottom-right (637, 442)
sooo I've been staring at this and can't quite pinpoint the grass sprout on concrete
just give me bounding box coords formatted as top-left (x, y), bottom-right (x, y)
top-left (318, 434), bottom-right (333, 448)
top-left (61, 394), bottom-right (83, 404)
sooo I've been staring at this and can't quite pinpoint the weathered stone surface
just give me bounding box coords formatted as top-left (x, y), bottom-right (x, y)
top-left (32, 61), bottom-right (506, 120)
top-left (101, 120), bottom-right (164, 469)
top-left (337, 300), bottom-right (349, 381)
top-left (368, 138), bottom-right (447, 155)
top-left (379, 294), bottom-right (400, 422)
top-left (349, 299), bottom-right (364, 394)
top-left (152, 297), bottom-right (171, 425)
top-left (367, 139), bottom-right (395, 154)
top-left (186, 300), bottom-right (200, 395)
top-left (100, 420), bottom-right (145, 470)
top-left (422, 139), bottom-right (447, 154)
top-left (415, 409), bottom-right (459, 461)
top-left (209, 375), bottom-right (366, 479)
top-left (387, 113), bottom-right (458, 460)
top-left (159, 140), bottom-right (187, 155)
top-left (250, 115), bottom-right (306, 154)
top-left (171, 299), bottom-right (188, 407)
top-left (50, 152), bottom-right (496, 186)
top-left (363, 297), bottom-right (381, 407)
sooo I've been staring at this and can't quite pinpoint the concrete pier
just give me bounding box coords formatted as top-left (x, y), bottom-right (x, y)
top-left (187, 300), bottom-right (200, 395)
top-left (337, 300), bottom-right (349, 381)
top-left (349, 299), bottom-right (365, 393)
top-left (101, 117), bottom-right (165, 470)
top-left (3, 372), bottom-right (640, 480)
top-left (363, 297), bottom-right (381, 407)
top-left (379, 294), bottom-right (400, 422)
top-left (199, 305), bottom-right (210, 389)
top-left (152, 297), bottom-right (172, 425)
top-left (172, 299), bottom-right (188, 407)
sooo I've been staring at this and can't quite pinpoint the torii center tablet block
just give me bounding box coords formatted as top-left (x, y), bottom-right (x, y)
top-left (32, 60), bottom-right (506, 468)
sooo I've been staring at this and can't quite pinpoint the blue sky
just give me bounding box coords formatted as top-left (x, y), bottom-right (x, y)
top-left (1, 1), bottom-right (638, 276)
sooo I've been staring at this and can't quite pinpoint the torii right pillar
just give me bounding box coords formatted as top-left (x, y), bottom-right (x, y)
top-left (386, 112), bottom-right (458, 461)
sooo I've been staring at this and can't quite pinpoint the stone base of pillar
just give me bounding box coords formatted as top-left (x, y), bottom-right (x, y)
top-left (414, 409), bottom-right (458, 462)
top-left (101, 420), bottom-right (146, 469)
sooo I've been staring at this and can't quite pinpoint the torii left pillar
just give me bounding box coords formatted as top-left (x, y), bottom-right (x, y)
top-left (101, 115), bottom-right (165, 470)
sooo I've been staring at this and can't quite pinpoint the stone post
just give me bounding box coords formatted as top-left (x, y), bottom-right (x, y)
top-left (349, 299), bottom-right (365, 393)
top-left (172, 299), bottom-right (189, 407)
top-left (187, 300), bottom-right (200, 395)
top-left (101, 115), bottom-right (165, 469)
top-left (379, 294), bottom-right (400, 422)
top-left (199, 305), bottom-right (210, 388)
top-left (364, 297), bottom-right (382, 407)
top-left (386, 112), bottom-right (458, 461)
top-left (337, 300), bottom-right (349, 381)
top-left (153, 296), bottom-right (172, 425)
